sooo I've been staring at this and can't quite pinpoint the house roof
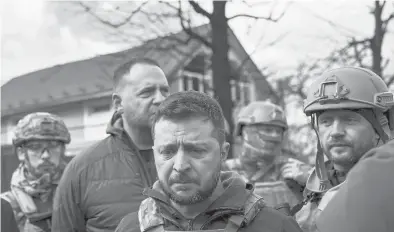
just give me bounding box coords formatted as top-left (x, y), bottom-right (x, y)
top-left (1, 26), bottom-right (206, 117)
top-left (1, 24), bottom-right (274, 117)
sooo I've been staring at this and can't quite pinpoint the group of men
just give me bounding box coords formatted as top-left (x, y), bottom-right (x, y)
top-left (1, 57), bottom-right (394, 232)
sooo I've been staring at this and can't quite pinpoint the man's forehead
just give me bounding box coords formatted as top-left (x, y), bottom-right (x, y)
top-left (155, 121), bottom-right (216, 142)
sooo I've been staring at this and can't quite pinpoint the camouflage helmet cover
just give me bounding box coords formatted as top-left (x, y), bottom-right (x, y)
top-left (12, 112), bottom-right (71, 146)
top-left (234, 101), bottom-right (288, 137)
top-left (303, 67), bottom-right (394, 115)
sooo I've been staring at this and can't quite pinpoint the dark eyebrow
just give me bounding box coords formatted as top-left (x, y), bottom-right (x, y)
top-left (158, 141), bottom-right (210, 148)
top-left (138, 86), bottom-right (156, 93)
top-left (183, 141), bottom-right (210, 148)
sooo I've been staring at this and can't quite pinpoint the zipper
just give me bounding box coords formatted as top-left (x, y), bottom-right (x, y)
top-left (123, 133), bottom-right (154, 188)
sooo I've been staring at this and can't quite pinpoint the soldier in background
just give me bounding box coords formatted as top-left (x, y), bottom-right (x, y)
top-left (295, 67), bottom-right (394, 231)
top-left (223, 101), bottom-right (312, 213)
top-left (1, 112), bottom-right (71, 232)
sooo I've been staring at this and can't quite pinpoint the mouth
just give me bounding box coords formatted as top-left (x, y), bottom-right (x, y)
top-left (329, 144), bottom-right (351, 150)
top-left (39, 164), bottom-right (54, 169)
top-left (172, 183), bottom-right (194, 191)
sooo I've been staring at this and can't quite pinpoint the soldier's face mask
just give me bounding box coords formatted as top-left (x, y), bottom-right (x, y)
top-left (243, 124), bottom-right (284, 145)
top-left (242, 124), bottom-right (284, 161)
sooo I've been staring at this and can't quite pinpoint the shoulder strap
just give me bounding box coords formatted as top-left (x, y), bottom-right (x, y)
top-left (225, 193), bottom-right (265, 232)
top-left (138, 197), bottom-right (165, 232)
top-left (290, 191), bottom-right (322, 216)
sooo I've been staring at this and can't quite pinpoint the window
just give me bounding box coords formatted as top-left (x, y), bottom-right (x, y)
top-left (84, 102), bottom-right (112, 141)
top-left (180, 70), bottom-right (213, 97)
top-left (231, 80), bottom-right (252, 105)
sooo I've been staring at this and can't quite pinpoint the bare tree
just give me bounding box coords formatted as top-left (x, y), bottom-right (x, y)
top-left (56, 1), bottom-right (286, 157)
top-left (324, 0), bottom-right (394, 85)
top-left (268, 1), bottom-right (394, 163)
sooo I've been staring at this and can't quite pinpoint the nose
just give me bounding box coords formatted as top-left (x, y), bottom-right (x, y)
top-left (329, 120), bottom-right (345, 138)
top-left (152, 89), bottom-right (166, 105)
top-left (173, 149), bottom-right (191, 172)
top-left (41, 149), bottom-right (51, 160)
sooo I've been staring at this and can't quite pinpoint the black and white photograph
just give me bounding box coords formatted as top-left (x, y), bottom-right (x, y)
top-left (1, 1), bottom-right (394, 232)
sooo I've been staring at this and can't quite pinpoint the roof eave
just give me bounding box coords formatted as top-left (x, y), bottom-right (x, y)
top-left (1, 89), bottom-right (113, 117)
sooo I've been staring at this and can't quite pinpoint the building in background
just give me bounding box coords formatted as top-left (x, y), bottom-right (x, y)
top-left (1, 25), bottom-right (275, 157)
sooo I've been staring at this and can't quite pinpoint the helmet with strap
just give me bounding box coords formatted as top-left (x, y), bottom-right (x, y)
top-left (303, 67), bottom-right (394, 193)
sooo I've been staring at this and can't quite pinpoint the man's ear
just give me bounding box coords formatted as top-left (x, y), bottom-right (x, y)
top-left (220, 142), bottom-right (230, 162)
top-left (16, 147), bottom-right (25, 162)
top-left (112, 93), bottom-right (123, 112)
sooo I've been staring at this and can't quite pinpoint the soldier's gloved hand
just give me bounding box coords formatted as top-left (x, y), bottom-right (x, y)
top-left (280, 158), bottom-right (313, 186)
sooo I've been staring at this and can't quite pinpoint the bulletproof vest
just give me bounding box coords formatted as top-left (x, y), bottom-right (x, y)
top-left (1, 188), bottom-right (53, 232)
top-left (138, 193), bottom-right (265, 232)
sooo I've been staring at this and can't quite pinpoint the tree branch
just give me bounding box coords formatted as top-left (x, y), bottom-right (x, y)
top-left (175, 0), bottom-right (212, 48)
top-left (78, 2), bottom-right (147, 29)
top-left (382, 13), bottom-right (394, 32)
top-left (227, 12), bottom-right (284, 22)
top-left (386, 74), bottom-right (394, 86)
top-left (188, 0), bottom-right (212, 19)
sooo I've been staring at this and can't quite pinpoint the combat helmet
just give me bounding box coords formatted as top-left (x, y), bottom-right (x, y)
top-left (12, 112), bottom-right (71, 147)
top-left (303, 67), bottom-right (394, 193)
top-left (234, 101), bottom-right (288, 137)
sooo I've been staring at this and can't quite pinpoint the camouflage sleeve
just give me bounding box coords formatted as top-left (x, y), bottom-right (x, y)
top-left (51, 161), bottom-right (86, 232)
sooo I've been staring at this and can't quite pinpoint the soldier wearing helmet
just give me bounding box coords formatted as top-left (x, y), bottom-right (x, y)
top-left (223, 101), bottom-right (312, 212)
top-left (1, 112), bottom-right (71, 232)
top-left (294, 67), bottom-right (394, 232)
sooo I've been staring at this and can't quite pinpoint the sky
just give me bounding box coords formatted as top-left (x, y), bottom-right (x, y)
top-left (1, 0), bottom-right (394, 124)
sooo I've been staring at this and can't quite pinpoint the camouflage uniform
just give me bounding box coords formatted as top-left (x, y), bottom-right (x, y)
top-left (296, 67), bottom-right (394, 231)
top-left (223, 101), bottom-right (305, 210)
top-left (1, 112), bottom-right (71, 232)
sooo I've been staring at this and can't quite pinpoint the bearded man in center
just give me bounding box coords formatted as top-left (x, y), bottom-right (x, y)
top-left (115, 91), bottom-right (303, 232)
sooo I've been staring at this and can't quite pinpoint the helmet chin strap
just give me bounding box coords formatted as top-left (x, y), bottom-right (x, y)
top-left (310, 114), bottom-right (331, 192)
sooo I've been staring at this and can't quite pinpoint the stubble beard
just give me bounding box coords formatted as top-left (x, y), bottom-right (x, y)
top-left (328, 141), bottom-right (375, 173)
top-left (161, 163), bottom-right (222, 206)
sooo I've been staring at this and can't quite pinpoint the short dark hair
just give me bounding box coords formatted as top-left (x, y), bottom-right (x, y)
top-left (152, 91), bottom-right (226, 145)
top-left (113, 57), bottom-right (161, 91)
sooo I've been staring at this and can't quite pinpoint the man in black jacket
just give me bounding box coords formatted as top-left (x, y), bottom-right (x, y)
top-left (52, 58), bottom-right (170, 232)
